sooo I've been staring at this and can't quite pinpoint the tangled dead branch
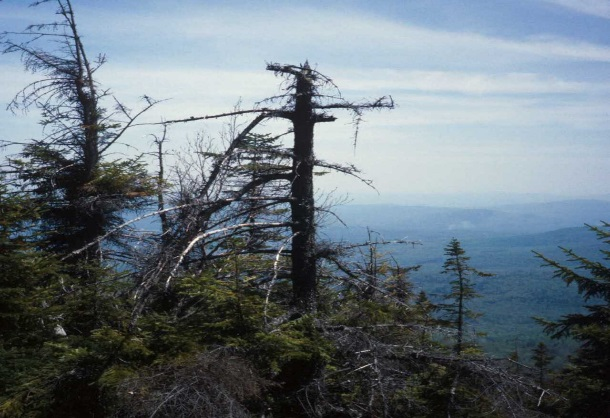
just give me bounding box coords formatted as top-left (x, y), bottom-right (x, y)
top-left (114, 348), bottom-right (270, 418)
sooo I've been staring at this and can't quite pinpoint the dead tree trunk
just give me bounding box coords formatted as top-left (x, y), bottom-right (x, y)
top-left (290, 65), bottom-right (318, 312)
top-left (265, 62), bottom-right (393, 313)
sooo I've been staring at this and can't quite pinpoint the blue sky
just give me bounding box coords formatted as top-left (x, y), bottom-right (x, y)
top-left (2, 0), bottom-right (610, 205)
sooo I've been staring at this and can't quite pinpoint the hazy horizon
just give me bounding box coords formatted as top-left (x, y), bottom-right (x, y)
top-left (337, 191), bottom-right (610, 208)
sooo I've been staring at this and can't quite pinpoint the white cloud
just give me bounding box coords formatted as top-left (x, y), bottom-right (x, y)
top-left (422, 96), bottom-right (607, 128)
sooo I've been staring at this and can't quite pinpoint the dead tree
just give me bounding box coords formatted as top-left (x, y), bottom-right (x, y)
top-left (265, 62), bottom-right (393, 312)
top-left (269, 63), bottom-right (330, 312)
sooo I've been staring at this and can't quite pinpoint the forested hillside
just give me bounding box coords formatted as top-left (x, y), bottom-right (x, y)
top-left (1, 2), bottom-right (609, 417)
top-left (324, 204), bottom-right (605, 361)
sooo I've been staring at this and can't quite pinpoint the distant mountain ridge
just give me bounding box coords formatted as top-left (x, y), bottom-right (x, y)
top-left (328, 199), bottom-right (610, 237)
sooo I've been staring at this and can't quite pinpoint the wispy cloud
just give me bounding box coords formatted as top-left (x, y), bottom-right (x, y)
top-left (335, 70), bottom-right (597, 95)
top-left (3, 1), bottom-right (610, 197)
top-left (542, 0), bottom-right (610, 19)
top-left (79, 4), bottom-right (610, 67)
top-left (91, 65), bottom-right (610, 133)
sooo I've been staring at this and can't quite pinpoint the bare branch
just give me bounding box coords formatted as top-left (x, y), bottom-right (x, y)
top-left (164, 221), bottom-right (291, 289)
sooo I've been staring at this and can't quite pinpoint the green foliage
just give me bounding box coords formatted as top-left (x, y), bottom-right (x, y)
top-left (91, 159), bottom-right (155, 198)
top-left (0, 182), bottom-right (66, 414)
top-left (0, 180), bottom-right (146, 417)
top-left (536, 222), bottom-right (610, 417)
top-left (140, 271), bottom-right (272, 356)
top-left (10, 143), bottom-right (154, 258)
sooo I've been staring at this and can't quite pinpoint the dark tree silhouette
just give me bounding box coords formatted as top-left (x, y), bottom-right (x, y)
top-left (531, 342), bottom-right (554, 386)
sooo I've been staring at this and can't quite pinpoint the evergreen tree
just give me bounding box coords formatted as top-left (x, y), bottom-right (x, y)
top-left (535, 222), bottom-right (610, 417)
top-left (0, 178), bottom-right (70, 416)
top-left (439, 238), bottom-right (492, 356)
top-left (531, 342), bottom-right (554, 386)
top-left (1, 2), bottom-right (156, 415)
top-left (2, 0), bottom-right (156, 263)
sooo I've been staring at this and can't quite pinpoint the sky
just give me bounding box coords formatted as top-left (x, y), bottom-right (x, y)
top-left (1, 0), bottom-right (610, 206)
